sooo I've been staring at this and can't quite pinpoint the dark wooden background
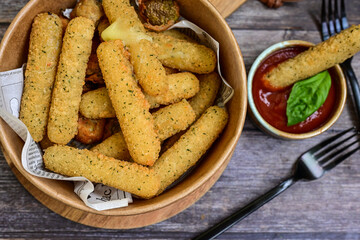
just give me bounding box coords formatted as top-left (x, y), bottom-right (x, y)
top-left (1, 0), bottom-right (360, 239)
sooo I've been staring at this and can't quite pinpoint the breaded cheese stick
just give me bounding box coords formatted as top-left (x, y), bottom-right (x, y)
top-left (264, 24), bottom-right (360, 89)
top-left (149, 32), bottom-right (216, 74)
top-left (19, 13), bottom-right (63, 142)
top-left (97, 40), bottom-right (160, 166)
top-left (91, 99), bottom-right (196, 159)
top-left (152, 106), bottom-right (228, 194)
top-left (47, 17), bottom-right (95, 144)
top-left (145, 72), bottom-right (200, 107)
top-left (91, 131), bottom-right (131, 161)
top-left (80, 87), bottom-right (115, 118)
top-left (101, 0), bottom-right (151, 45)
top-left (129, 39), bottom-right (168, 96)
top-left (102, 0), bottom-right (131, 23)
top-left (189, 72), bottom-right (221, 119)
top-left (80, 72), bottom-right (200, 116)
top-left (43, 145), bottom-right (160, 199)
top-left (153, 99), bottom-right (196, 141)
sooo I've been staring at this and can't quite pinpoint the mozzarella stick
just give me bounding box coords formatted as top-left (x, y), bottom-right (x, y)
top-left (91, 99), bottom-right (196, 159)
top-left (189, 72), bottom-right (221, 119)
top-left (43, 145), bottom-right (160, 199)
top-left (152, 106), bottom-right (228, 194)
top-left (129, 39), bottom-right (168, 96)
top-left (145, 72), bottom-right (200, 107)
top-left (101, 0), bottom-right (151, 45)
top-left (149, 32), bottom-right (216, 74)
top-left (19, 13), bottom-right (63, 142)
top-left (80, 87), bottom-right (115, 118)
top-left (264, 24), bottom-right (360, 89)
top-left (153, 99), bottom-right (196, 141)
top-left (102, 0), bottom-right (131, 23)
top-left (91, 131), bottom-right (131, 161)
top-left (97, 40), bottom-right (160, 166)
top-left (47, 17), bottom-right (95, 145)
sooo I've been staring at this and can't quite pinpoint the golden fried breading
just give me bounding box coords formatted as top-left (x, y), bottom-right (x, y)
top-left (101, 0), bottom-right (151, 45)
top-left (102, 0), bottom-right (131, 23)
top-left (47, 17), bottom-right (95, 145)
top-left (129, 39), bottom-right (168, 96)
top-left (264, 24), bottom-right (360, 89)
top-left (149, 31), bottom-right (216, 74)
top-left (145, 72), bottom-right (200, 107)
top-left (152, 106), bottom-right (228, 194)
top-left (71, 0), bottom-right (104, 25)
top-left (97, 40), bottom-right (160, 166)
top-left (19, 12), bottom-right (63, 142)
top-left (189, 72), bottom-right (221, 119)
top-left (91, 131), bottom-right (131, 161)
top-left (75, 116), bottom-right (106, 144)
top-left (153, 99), bottom-right (196, 141)
top-left (43, 145), bottom-right (160, 199)
top-left (90, 100), bottom-right (195, 159)
top-left (80, 87), bottom-right (115, 118)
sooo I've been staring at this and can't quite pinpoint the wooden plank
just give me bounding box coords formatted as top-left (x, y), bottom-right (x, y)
top-left (209, 0), bottom-right (247, 18)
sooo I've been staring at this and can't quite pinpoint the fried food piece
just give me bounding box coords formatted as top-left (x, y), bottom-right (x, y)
top-left (75, 116), bottom-right (106, 144)
top-left (47, 17), bottom-right (95, 144)
top-left (264, 24), bottom-right (360, 89)
top-left (80, 87), bottom-right (115, 118)
top-left (97, 17), bottom-right (110, 37)
top-left (152, 106), bottom-right (228, 194)
top-left (153, 99), bottom-right (196, 141)
top-left (149, 32), bottom-right (216, 74)
top-left (129, 39), bottom-right (168, 96)
top-left (91, 131), bottom-right (131, 161)
top-left (103, 118), bottom-right (120, 139)
top-left (71, 0), bottom-right (104, 25)
top-left (189, 72), bottom-right (221, 119)
top-left (145, 72), bottom-right (200, 107)
top-left (102, 0), bottom-right (131, 23)
top-left (91, 100), bottom-right (195, 159)
top-left (86, 37), bottom-right (101, 76)
top-left (97, 40), bottom-right (160, 166)
top-left (43, 145), bottom-right (161, 199)
top-left (138, 0), bottom-right (180, 32)
top-left (101, 0), bottom-right (152, 45)
top-left (19, 13), bottom-right (63, 142)
top-left (162, 29), bottom-right (196, 43)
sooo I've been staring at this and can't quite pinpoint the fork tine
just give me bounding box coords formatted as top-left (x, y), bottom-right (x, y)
top-left (324, 145), bottom-right (360, 171)
top-left (334, 0), bottom-right (341, 33)
top-left (328, 0), bottom-right (336, 36)
top-left (318, 134), bottom-right (360, 166)
top-left (315, 132), bottom-right (358, 160)
top-left (307, 127), bottom-right (355, 155)
top-left (340, 0), bottom-right (349, 29)
top-left (321, 0), bottom-right (330, 40)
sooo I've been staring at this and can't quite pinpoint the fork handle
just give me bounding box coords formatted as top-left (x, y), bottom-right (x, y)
top-left (341, 61), bottom-right (360, 121)
top-left (193, 177), bottom-right (297, 240)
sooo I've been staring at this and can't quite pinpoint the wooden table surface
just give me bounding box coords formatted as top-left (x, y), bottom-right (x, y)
top-left (1, 0), bottom-right (360, 239)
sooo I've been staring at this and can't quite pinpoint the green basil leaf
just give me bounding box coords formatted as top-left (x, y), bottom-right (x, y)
top-left (286, 71), bottom-right (331, 126)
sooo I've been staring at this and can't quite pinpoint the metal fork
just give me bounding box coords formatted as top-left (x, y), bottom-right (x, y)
top-left (321, 0), bottom-right (360, 121)
top-left (193, 127), bottom-right (360, 240)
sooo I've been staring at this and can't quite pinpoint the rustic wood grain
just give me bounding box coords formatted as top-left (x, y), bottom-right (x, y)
top-left (209, 0), bottom-right (247, 18)
top-left (1, 0), bottom-right (360, 239)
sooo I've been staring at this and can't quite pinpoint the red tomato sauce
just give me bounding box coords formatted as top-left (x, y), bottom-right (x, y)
top-left (252, 46), bottom-right (337, 134)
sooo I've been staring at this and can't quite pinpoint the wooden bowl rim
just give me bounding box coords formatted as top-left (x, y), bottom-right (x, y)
top-left (0, 0), bottom-right (247, 218)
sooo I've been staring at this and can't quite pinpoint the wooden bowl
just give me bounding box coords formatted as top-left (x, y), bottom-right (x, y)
top-left (247, 40), bottom-right (347, 140)
top-left (0, 0), bottom-right (247, 229)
